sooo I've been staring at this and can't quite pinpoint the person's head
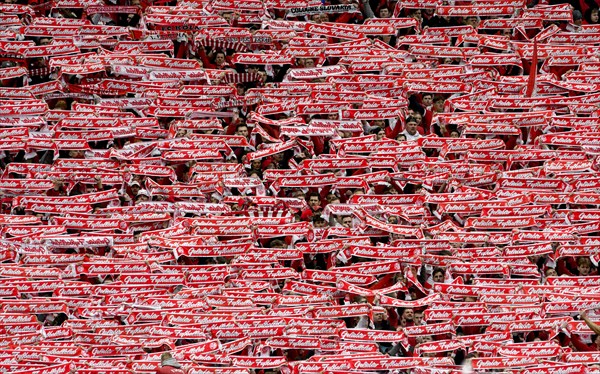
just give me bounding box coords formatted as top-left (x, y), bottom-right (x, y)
top-left (304, 58), bottom-right (315, 68)
top-left (326, 193), bottom-right (339, 203)
top-left (341, 216), bottom-right (352, 228)
top-left (130, 181), bottom-right (141, 195)
top-left (414, 311), bottom-right (424, 325)
top-left (272, 152), bottom-right (284, 163)
top-left (136, 189), bottom-right (150, 202)
top-left (388, 215), bottom-right (398, 224)
top-left (307, 193), bottom-right (321, 210)
top-left (450, 130), bottom-right (460, 138)
top-left (396, 133), bottom-right (406, 142)
top-left (404, 117), bottom-right (418, 135)
top-left (433, 96), bottom-right (445, 113)
top-left (264, 160), bottom-right (276, 169)
top-left (379, 7), bottom-right (390, 18)
top-left (412, 111), bottom-right (423, 125)
top-left (501, 28), bottom-right (512, 37)
top-left (573, 10), bottom-right (583, 26)
top-left (422, 93), bottom-right (433, 107)
top-left (409, 9), bottom-right (422, 23)
top-left (214, 51), bottom-right (226, 65)
top-left (373, 309), bottom-right (388, 323)
top-left (250, 158), bottom-right (262, 170)
top-left (54, 100), bottom-right (68, 110)
top-left (586, 8), bottom-right (599, 24)
top-left (545, 267), bottom-right (557, 278)
top-left (291, 189), bottom-right (305, 200)
top-left (417, 335), bottom-right (433, 344)
top-left (370, 126), bottom-right (383, 138)
top-left (311, 13), bottom-right (322, 23)
top-left (351, 189), bottom-right (364, 197)
top-left (432, 267), bottom-right (445, 283)
top-left (269, 239), bottom-right (287, 249)
top-left (68, 150), bottom-right (84, 158)
top-left (236, 83), bottom-right (246, 96)
top-left (312, 215), bottom-right (328, 228)
top-left (577, 257), bottom-right (592, 276)
top-left (464, 16), bottom-right (480, 28)
top-left (235, 124), bottom-right (249, 138)
top-left (401, 308), bottom-right (414, 322)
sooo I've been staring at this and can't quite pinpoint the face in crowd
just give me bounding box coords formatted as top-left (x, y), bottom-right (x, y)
top-left (405, 120), bottom-right (418, 136)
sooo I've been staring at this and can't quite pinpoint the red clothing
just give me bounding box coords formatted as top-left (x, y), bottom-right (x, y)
top-left (300, 207), bottom-right (321, 222)
top-left (571, 335), bottom-right (599, 352)
top-left (557, 257), bottom-right (598, 277)
top-left (557, 257), bottom-right (578, 276)
top-left (156, 366), bottom-right (185, 374)
top-left (196, 47), bottom-right (231, 70)
top-left (46, 187), bottom-right (65, 196)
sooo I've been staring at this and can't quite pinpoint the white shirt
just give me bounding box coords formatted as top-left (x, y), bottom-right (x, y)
top-left (401, 130), bottom-right (422, 141)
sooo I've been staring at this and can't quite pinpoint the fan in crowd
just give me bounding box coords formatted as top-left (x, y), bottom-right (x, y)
top-left (0, 0), bottom-right (600, 373)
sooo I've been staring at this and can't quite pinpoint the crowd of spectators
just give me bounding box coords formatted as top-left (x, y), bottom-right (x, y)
top-left (1, 0), bottom-right (600, 373)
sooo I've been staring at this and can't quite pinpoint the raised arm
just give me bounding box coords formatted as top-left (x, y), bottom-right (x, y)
top-left (581, 310), bottom-right (600, 336)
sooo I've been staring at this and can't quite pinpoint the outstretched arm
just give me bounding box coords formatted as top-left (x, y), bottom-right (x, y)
top-left (581, 310), bottom-right (600, 336)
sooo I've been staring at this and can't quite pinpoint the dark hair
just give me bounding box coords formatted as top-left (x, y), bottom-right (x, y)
top-left (326, 192), bottom-right (339, 202)
top-left (585, 7), bottom-right (599, 24)
top-left (312, 215), bottom-right (326, 223)
top-left (577, 257), bottom-right (592, 266)
top-left (269, 239), bottom-right (286, 248)
top-left (405, 116), bottom-right (418, 124)
top-left (307, 192), bottom-right (320, 200)
top-left (409, 103), bottom-right (425, 116)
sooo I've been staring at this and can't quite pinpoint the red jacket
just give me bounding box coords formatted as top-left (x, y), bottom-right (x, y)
top-left (571, 335), bottom-right (599, 352)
